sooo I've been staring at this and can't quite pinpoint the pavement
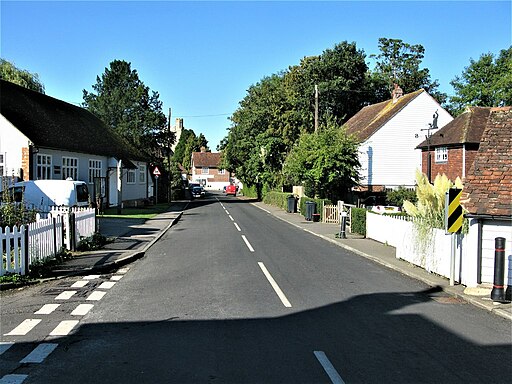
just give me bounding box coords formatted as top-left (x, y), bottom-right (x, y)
top-left (4, 197), bottom-right (511, 321)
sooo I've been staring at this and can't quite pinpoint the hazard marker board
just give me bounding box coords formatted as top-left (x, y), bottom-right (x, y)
top-left (445, 188), bottom-right (463, 233)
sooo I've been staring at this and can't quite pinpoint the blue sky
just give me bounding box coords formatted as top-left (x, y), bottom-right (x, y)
top-left (1, 1), bottom-right (511, 149)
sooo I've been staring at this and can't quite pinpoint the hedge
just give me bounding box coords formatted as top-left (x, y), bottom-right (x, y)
top-left (299, 196), bottom-right (332, 222)
top-left (351, 207), bottom-right (366, 236)
top-left (263, 191), bottom-right (292, 211)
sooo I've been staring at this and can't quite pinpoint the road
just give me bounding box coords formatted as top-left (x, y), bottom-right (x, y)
top-left (1, 192), bottom-right (511, 383)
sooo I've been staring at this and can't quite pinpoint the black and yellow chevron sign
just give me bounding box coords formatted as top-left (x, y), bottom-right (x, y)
top-left (446, 188), bottom-right (463, 233)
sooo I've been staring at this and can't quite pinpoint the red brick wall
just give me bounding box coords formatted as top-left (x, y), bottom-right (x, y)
top-left (192, 167), bottom-right (230, 183)
top-left (21, 147), bottom-right (30, 181)
top-left (421, 147), bottom-right (479, 182)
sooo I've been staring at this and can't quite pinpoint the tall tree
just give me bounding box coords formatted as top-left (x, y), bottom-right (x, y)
top-left (449, 47), bottom-right (512, 116)
top-left (0, 59), bottom-right (45, 93)
top-left (371, 38), bottom-right (446, 104)
top-left (82, 60), bottom-right (168, 160)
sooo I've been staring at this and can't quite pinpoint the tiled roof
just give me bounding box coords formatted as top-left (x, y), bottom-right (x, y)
top-left (344, 89), bottom-right (424, 142)
top-left (192, 152), bottom-right (221, 168)
top-left (0, 80), bottom-right (143, 164)
top-left (417, 106), bottom-right (491, 148)
top-left (462, 107), bottom-right (512, 217)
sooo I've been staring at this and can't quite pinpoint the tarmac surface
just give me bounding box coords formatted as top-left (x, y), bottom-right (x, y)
top-left (5, 197), bottom-right (511, 321)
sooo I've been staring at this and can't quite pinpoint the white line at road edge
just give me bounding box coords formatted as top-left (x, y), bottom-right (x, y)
top-left (257, 262), bottom-right (292, 308)
top-left (314, 351), bottom-right (345, 384)
top-left (241, 235), bottom-right (255, 252)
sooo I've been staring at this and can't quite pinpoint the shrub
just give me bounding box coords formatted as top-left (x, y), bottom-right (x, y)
top-left (263, 191), bottom-right (292, 211)
top-left (351, 207), bottom-right (366, 236)
top-left (299, 196), bottom-right (332, 222)
top-left (386, 186), bottom-right (417, 207)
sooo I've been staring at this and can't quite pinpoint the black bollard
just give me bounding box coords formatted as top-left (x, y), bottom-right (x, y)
top-left (490, 237), bottom-right (508, 303)
top-left (339, 211), bottom-right (347, 239)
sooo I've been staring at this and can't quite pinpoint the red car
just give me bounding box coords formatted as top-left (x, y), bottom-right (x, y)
top-left (225, 184), bottom-right (237, 196)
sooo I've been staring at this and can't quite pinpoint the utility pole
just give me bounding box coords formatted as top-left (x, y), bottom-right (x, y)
top-left (168, 107), bottom-right (172, 202)
top-left (314, 84), bottom-right (319, 133)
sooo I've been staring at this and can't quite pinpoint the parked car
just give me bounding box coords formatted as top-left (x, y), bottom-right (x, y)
top-left (191, 186), bottom-right (205, 198)
top-left (225, 184), bottom-right (237, 196)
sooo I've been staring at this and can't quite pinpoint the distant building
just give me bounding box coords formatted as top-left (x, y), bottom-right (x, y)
top-left (171, 118), bottom-right (183, 153)
top-left (190, 148), bottom-right (231, 190)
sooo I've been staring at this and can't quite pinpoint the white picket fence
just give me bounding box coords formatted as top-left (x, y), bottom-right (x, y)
top-left (1, 207), bottom-right (96, 276)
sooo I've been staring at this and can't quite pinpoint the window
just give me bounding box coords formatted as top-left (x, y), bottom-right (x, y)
top-left (139, 164), bottom-right (146, 184)
top-left (88, 160), bottom-right (102, 184)
top-left (0, 153), bottom-right (4, 176)
top-left (37, 154), bottom-right (52, 179)
top-left (435, 147), bottom-right (448, 163)
top-left (62, 157), bottom-right (78, 180)
top-left (201, 167), bottom-right (209, 175)
top-left (127, 169), bottom-right (136, 184)
top-left (218, 169), bottom-right (225, 175)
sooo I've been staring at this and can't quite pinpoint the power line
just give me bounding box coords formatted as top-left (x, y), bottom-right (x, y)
top-left (178, 113), bottom-right (231, 118)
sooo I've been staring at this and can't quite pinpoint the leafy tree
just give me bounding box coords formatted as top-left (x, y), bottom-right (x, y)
top-left (386, 186), bottom-right (417, 207)
top-left (283, 118), bottom-right (360, 201)
top-left (449, 47), bottom-right (512, 115)
top-left (0, 59), bottom-right (45, 93)
top-left (371, 38), bottom-right (446, 104)
top-left (82, 60), bottom-right (169, 160)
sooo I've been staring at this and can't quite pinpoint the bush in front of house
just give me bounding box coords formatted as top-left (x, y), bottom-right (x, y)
top-left (351, 207), bottom-right (366, 236)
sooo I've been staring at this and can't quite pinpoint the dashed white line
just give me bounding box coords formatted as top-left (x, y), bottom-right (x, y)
top-left (111, 275), bottom-right (124, 281)
top-left (55, 291), bottom-right (77, 300)
top-left (71, 280), bottom-right (89, 288)
top-left (225, 210), bottom-right (230, 215)
top-left (314, 351), bottom-right (345, 384)
top-left (98, 281), bottom-right (116, 289)
top-left (0, 342), bottom-right (14, 355)
top-left (117, 267), bottom-right (130, 274)
top-left (4, 319), bottom-right (41, 336)
top-left (50, 320), bottom-right (79, 336)
top-left (257, 262), bottom-right (292, 308)
top-left (0, 374), bottom-right (28, 384)
top-left (34, 304), bottom-right (60, 315)
top-left (83, 274), bottom-right (101, 280)
top-left (86, 291), bottom-right (106, 301)
top-left (234, 223), bottom-right (241, 232)
top-left (228, 215), bottom-right (234, 221)
top-left (71, 304), bottom-right (94, 316)
top-left (20, 343), bottom-right (58, 363)
top-left (241, 235), bottom-right (255, 252)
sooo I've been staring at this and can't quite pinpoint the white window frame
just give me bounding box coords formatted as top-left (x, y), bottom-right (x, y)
top-left (127, 169), bottom-right (136, 184)
top-left (139, 164), bottom-right (146, 184)
top-left (62, 156), bottom-right (78, 180)
top-left (88, 159), bottom-right (102, 184)
top-left (201, 167), bottom-right (209, 175)
top-left (435, 147), bottom-right (448, 163)
top-left (37, 154), bottom-right (52, 180)
top-left (0, 153), bottom-right (5, 176)
top-left (218, 168), bottom-right (225, 175)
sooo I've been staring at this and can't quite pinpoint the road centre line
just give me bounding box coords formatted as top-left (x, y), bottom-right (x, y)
top-left (71, 304), bottom-right (94, 316)
top-left (0, 342), bottom-right (14, 355)
top-left (98, 281), bottom-right (116, 289)
top-left (5, 319), bottom-right (41, 336)
top-left (111, 275), bottom-right (123, 281)
top-left (50, 320), bottom-right (79, 336)
top-left (257, 262), bottom-right (292, 308)
top-left (83, 274), bottom-right (101, 280)
top-left (20, 343), bottom-right (58, 364)
top-left (55, 291), bottom-right (77, 300)
top-left (71, 280), bottom-right (89, 288)
top-left (34, 304), bottom-right (60, 315)
top-left (241, 235), bottom-right (255, 252)
top-left (234, 223), bottom-right (241, 232)
top-left (0, 374), bottom-right (28, 383)
top-left (225, 210), bottom-right (230, 215)
top-left (314, 351), bottom-right (345, 384)
top-left (229, 215), bottom-right (234, 221)
top-left (86, 291), bottom-right (107, 301)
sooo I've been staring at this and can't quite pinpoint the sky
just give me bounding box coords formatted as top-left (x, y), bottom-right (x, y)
top-left (1, 1), bottom-right (511, 149)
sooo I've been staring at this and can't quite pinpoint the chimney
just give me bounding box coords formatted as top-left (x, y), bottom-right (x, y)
top-left (200, 146), bottom-right (206, 153)
top-left (392, 83), bottom-right (403, 103)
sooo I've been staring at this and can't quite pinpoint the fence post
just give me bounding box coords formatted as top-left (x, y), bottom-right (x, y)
top-left (53, 217), bottom-right (57, 258)
top-left (70, 212), bottom-right (76, 251)
top-left (24, 224), bottom-right (29, 275)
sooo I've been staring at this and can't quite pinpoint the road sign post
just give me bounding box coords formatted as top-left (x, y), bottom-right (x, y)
top-left (153, 167), bottom-right (161, 205)
top-left (445, 188), bottom-right (463, 286)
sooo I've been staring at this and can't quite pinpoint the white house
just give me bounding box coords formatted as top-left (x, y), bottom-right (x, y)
top-left (344, 85), bottom-right (453, 201)
top-left (0, 79), bottom-right (153, 208)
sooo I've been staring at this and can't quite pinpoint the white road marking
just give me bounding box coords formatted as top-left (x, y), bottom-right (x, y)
top-left (55, 291), bottom-right (77, 300)
top-left (20, 343), bottom-right (58, 363)
top-left (86, 291), bottom-right (106, 301)
top-left (261, 208), bottom-right (271, 214)
top-left (50, 320), bottom-right (79, 336)
top-left (228, 215), bottom-right (234, 221)
top-left (0, 374), bottom-right (28, 384)
top-left (117, 267), bottom-right (130, 274)
top-left (257, 262), bottom-right (292, 308)
top-left (111, 275), bottom-right (124, 281)
top-left (314, 351), bottom-right (345, 384)
top-left (71, 280), bottom-right (89, 288)
top-left (0, 342), bottom-right (14, 355)
top-left (5, 319), bottom-right (41, 336)
top-left (71, 304), bottom-right (94, 316)
top-left (225, 210), bottom-right (230, 215)
top-left (234, 223), bottom-right (241, 232)
top-left (83, 274), bottom-right (101, 280)
top-left (98, 281), bottom-right (116, 289)
top-left (242, 235), bottom-right (255, 252)
top-left (34, 304), bottom-right (60, 315)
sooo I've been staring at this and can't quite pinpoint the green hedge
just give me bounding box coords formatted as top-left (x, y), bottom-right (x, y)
top-left (263, 191), bottom-right (293, 211)
top-left (241, 185), bottom-right (259, 199)
top-left (299, 196), bottom-right (332, 222)
top-left (351, 207), bottom-right (366, 236)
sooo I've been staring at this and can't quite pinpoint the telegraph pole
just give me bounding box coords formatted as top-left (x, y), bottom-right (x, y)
top-left (314, 84), bottom-right (319, 133)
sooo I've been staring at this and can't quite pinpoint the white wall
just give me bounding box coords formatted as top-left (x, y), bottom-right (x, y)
top-left (480, 219), bottom-right (512, 286)
top-left (0, 114), bottom-right (30, 178)
top-left (358, 92), bottom-right (453, 188)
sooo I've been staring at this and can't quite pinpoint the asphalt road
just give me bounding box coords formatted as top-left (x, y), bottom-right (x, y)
top-left (2, 192), bottom-right (511, 383)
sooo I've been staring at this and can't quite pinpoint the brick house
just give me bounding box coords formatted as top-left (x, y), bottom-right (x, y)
top-left (0, 79), bottom-right (153, 208)
top-left (460, 107), bottom-right (511, 287)
top-left (190, 149), bottom-right (231, 190)
top-left (416, 106), bottom-right (491, 182)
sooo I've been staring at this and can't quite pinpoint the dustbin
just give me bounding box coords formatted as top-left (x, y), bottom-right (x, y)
top-left (287, 196), bottom-right (297, 213)
top-left (305, 201), bottom-right (316, 221)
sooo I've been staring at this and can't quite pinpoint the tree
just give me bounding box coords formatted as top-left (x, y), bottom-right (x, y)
top-left (449, 47), bottom-right (512, 116)
top-left (82, 60), bottom-right (168, 160)
top-left (283, 118), bottom-right (360, 201)
top-left (0, 59), bottom-right (44, 93)
top-left (371, 38), bottom-right (446, 104)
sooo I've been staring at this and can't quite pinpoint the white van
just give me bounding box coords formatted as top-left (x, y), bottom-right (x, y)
top-left (7, 180), bottom-right (90, 210)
